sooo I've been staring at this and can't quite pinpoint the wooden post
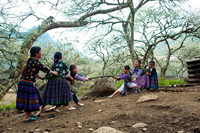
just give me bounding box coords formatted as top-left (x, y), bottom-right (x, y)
top-left (197, 71), bottom-right (200, 85)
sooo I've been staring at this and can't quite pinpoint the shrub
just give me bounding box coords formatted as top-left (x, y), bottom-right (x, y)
top-left (76, 88), bottom-right (89, 97)
top-left (0, 101), bottom-right (16, 112)
top-left (158, 76), bottom-right (185, 86)
top-left (114, 80), bottom-right (124, 89)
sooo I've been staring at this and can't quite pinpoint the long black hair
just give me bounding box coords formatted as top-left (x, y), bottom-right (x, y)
top-left (21, 46), bottom-right (41, 79)
top-left (136, 59), bottom-right (141, 65)
top-left (124, 65), bottom-right (131, 75)
top-left (51, 52), bottom-right (62, 70)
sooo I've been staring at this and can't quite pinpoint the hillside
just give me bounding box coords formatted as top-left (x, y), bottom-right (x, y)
top-left (1, 85), bottom-right (200, 133)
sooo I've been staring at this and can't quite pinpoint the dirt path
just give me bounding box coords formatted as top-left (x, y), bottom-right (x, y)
top-left (1, 86), bottom-right (200, 133)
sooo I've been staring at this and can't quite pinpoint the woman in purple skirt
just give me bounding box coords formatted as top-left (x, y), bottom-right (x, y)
top-left (37, 52), bottom-right (75, 115)
top-left (16, 46), bottom-right (58, 122)
top-left (131, 59), bottom-right (150, 93)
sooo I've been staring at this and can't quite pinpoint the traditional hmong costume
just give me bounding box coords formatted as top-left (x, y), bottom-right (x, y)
top-left (118, 72), bottom-right (137, 96)
top-left (131, 65), bottom-right (150, 92)
top-left (16, 57), bottom-right (51, 112)
top-left (145, 65), bottom-right (159, 90)
top-left (42, 59), bottom-right (73, 106)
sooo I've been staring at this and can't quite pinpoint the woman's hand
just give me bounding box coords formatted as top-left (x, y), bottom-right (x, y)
top-left (38, 75), bottom-right (45, 80)
top-left (52, 71), bottom-right (58, 76)
top-left (133, 78), bottom-right (136, 82)
top-left (145, 72), bottom-right (149, 75)
top-left (114, 76), bottom-right (120, 80)
top-left (85, 78), bottom-right (89, 81)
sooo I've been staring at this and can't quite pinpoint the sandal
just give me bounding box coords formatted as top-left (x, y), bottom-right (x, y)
top-left (77, 103), bottom-right (85, 107)
top-left (36, 112), bottom-right (41, 117)
top-left (23, 117), bottom-right (37, 123)
top-left (55, 108), bottom-right (60, 113)
top-left (30, 114), bottom-right (37, 117)
top-left (68, 107), bottom-right (76, 111)
top-left (108, 96), bottom-right (112, 99)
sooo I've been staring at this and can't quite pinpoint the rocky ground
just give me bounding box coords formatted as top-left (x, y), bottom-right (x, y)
top-left (1, 85), bottom-right (200, 133)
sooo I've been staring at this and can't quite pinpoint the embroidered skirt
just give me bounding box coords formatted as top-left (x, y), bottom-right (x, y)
top-left (149, 72), bottom-right (159, 90)
top-left (135, 75), bottom-right (150, 89)
top-left (16, 80), bottom-right (42, 112)
top-left (42, 77), bottom-right (73, 105)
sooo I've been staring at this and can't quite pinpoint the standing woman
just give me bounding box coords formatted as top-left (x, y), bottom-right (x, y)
top-left (37, 52), bottom-right (75, 115)
top-left (16, 46), bottom-right (58, 122)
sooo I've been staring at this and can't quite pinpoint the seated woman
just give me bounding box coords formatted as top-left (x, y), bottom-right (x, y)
top-left (109, 65), bottom-right (137, 98)
top-left (131, 59), bottom-right (150, 93)
top-left (145, 60), bottom-right (159, 90)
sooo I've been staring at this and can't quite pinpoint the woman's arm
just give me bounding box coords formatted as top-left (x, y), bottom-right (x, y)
top-left (37, 75), bottom-right (45, 80)
top-left (135, 69), bottom-right (142, 79)
top-left (37, 61), bottom-right (57, 75)
top-left (75, 74), bottom-right (88, 82)
top-left (131, 69), bottom-right (136, 76)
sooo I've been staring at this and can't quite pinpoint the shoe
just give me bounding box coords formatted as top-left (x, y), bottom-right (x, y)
top-left (55, 108), bottom-right (60, 113)
top-left (108, 96), bottom-right (112, 99)
top-left (23, 117), bottom-right (37, 123)
top-left (30, 114), bottom-right (37, 117)
top-left (36, 112), bottom-right (41, 116)
top-left (68, 107), bottom-right (76, 111)
top-left (134, 90), bottom-right (138, 94)
top-left (77, 103), bottom-right (84, 107)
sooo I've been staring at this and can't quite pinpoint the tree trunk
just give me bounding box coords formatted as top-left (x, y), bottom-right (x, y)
top-left (142, 45), bottom-right (152, 65)
top-left (0, 1), bottom-right (131, 100)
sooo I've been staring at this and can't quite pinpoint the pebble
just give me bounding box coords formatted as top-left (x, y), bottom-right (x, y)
top-left (7, 128), bottom-right (12, 130)
top-left (35, 129), bottom-right (41, 132)
top-left (43, 132), bottom-right (49, 133)
top-left (126, 99), bottom-right (130, 101)
top-left (78, 125), bottom-right (82, 128)
top-left (143, 128), bottom-right (147, 131)
top-left (77, 122), bottom-right (82, 129)
top-left (177, 131), bottom-right (185, 133)
top-left (132, 123), bottom-right (147, 128)
top-left (98, 109), bottom-right (103, 112)
top-left (88, 128), bottom-right (94, 131)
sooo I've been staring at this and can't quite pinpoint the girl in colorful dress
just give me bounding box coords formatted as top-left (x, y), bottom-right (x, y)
top-left (145, 60), bottom-right (159, 90)
top-left (109, 65), bottom-right (137, 97)
top-left (68, 64), bottom-right (90, 107)
top-left (37, 52), bottom-right (75, 114)
top-left (131, 59), bottom-right (150, 93)
top-left (16, 46), bottom-right (58, 122)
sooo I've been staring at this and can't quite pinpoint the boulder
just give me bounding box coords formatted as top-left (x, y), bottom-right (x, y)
top-left (137, 95), bottom-right (158, 103)
top-left (93, 127), bottom-right (123, 133)
top-left (81, 78), bottom-right (116, 98)
top-left (132, 123), bottom-right (147, 128)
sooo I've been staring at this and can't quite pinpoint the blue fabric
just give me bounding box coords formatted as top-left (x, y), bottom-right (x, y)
top-left (71, 90), bottom-right (79, 103)
top-left (149, 72), bottom-right (159, 90)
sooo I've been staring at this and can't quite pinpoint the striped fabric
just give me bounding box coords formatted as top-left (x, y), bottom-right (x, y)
top-left (135, 74), bottom-right (150, 89)
top-left (16, 81), bottom-right (42, 112)
top-left (42, 77), bottom-right (73, 105)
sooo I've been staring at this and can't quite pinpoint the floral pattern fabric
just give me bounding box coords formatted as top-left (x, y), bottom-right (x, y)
top-left (44, 59), bottom-right (69, 79)
top-left (23, 57), bottom-right (50, 82)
